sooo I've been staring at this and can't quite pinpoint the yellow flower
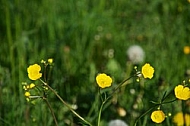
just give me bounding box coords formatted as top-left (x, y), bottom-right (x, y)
top-left (29, 83), bottom-right (35, 88)
top-left (173, 112), bottom-right (190, 126)
top-left (25, 92), bottom-right (31, 97)
top-left (174, 85), bottom-right (190, 100)
top-left (151, 110), bottom-right (165, 123)
top-left (48, 58), bottom-right (53, 64)
top-left (27, 64), bottom-right (42, 80)
top-left (184, 46), bottom-right (190, 54)
top-left (96, 73), bottom-right (112, 88)
top-left (141, 63), bottom-right (154, 79)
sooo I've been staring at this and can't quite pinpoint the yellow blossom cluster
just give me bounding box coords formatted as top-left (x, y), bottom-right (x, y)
top-left (23, 60), bottom-right (190, 126)
top-left (24, 59), bottom-right (53, 100)
top-left (23, 83), bottom-right (36, 98)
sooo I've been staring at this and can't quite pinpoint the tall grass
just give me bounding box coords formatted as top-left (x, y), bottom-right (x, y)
top-left (0, 0), bottom-right (190, 125)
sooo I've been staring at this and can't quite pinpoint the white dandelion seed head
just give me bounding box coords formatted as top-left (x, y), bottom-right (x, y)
top-left (126, 45), bottom-right (145, 64)
top-left (108, 119), bottom-right (128, 126)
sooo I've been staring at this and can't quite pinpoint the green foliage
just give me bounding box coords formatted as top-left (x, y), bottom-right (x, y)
top-left (0, 0), bottom-right (190, 125)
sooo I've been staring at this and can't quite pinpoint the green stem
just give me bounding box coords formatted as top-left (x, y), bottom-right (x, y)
top-left (97, 74), bottom-right (138, 126)
top-left (106, 74), bottom-right (137, 101)
top-left (43, 97), bottom-right (58, 126)
top-left (182, 100), bottom-right (186, 125)
top-left (134, 105), bottom-right (157, 126)
top-left (97, 96), bottom-right (110, 126)
top-left (40, 79), bottom-right (93, 126)
top-left (161, 89), bottom-right (175, 102)
top-left (97, 101), bottom-right (105, 126)
top-left (161, 98), bottom-right (177, 105)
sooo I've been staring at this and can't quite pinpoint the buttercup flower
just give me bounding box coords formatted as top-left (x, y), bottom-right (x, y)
top-left (174, 85), bottom-right (190, 100)
top-left (25, 92), bottom-right (31, 97)
top-left (173, 112), bottom-right (190, 126)
top-left (96, 73), bottom-right (112, 88)
top-left (29, 83), bottom-right (35, 88)
top-left (151, 110), bottom-right (165, 123)
top-left (127, 45), bottom-right (145, 64)
top-left (48, 58), bottom-right (53, 64)
top-left (141, 63), bottom-right (154, 79)
top-left (27, 64), bottom-right (42, 80)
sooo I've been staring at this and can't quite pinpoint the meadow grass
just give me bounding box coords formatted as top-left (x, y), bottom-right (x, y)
top-left (0, 0), bottom-right (190, 126)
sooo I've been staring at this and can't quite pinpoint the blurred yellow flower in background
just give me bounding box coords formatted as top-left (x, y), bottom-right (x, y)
top-left (173, 112), bottom-right (190, 126)
top-left (25, 92), bottom-right (31, 97)
top-left (27, 64), bottom-right (42, 80)
top-left (184, 46), bottom-right (190, 54)
top-left (96, 73), bottom-right (112, 88)
top-left (151, 110), bottom-right (165, 123)
top-left (141, 63), bottom-right (154, 79)
top-left (48, 58), bottom-right (53, 64)
top-left (174, 85), bottom-right (190, 100)
top-left (29, 83), bottom-right (35, 88)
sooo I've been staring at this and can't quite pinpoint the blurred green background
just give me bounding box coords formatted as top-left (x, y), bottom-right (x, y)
top-left (0, 0), bottom-right (190, 126)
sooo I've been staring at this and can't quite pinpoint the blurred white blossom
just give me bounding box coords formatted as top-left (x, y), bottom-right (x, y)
top-left (108, 119), bottom-right (128, 126)
top-left (127, 45), bottom-right (145, 64)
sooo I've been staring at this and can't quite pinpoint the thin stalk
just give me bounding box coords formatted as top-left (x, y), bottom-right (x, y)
top-left (97, 98), bottom-right (109, 126)
top-left (161, 98), bottom-right (177, 105)
top-left (97, 101), bottom-right (105, 126)
top-left (107, 74), bottom-right (137, 102)
top-left (134, 105), bottom-right (157, 126)
top-left (43, 97), bottom-right (58, 126)
top-left (97, 74), bottom-right (138, 126)
top-left (40, 79), bottom-right (93, 126)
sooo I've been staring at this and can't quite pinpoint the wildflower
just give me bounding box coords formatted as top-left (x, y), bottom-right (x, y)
top-left (96, 73), bottom-right (112, 88)
top-left (29, 83), bottom-right (35, 89)
top-left (151, 110), bottom-right (165, 123)
top-left (126, 45), bottom-right (145, 64)
top-left (141, 63), bottom-right (154, 79)
top-left (25, 92), bottom-right (31, 97)
top-left (184, 46), bottom-right (190, 54)
top-left (174, 85), bottom-right (190, 100)
top-left (173, 112), bottom-right (190, 126)
top-left (48, 58), bottom-right (53, 64)
top-left (108, 119), bottom-right (128, 126)
top-left (27, 64), bottom-right (42, 80)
